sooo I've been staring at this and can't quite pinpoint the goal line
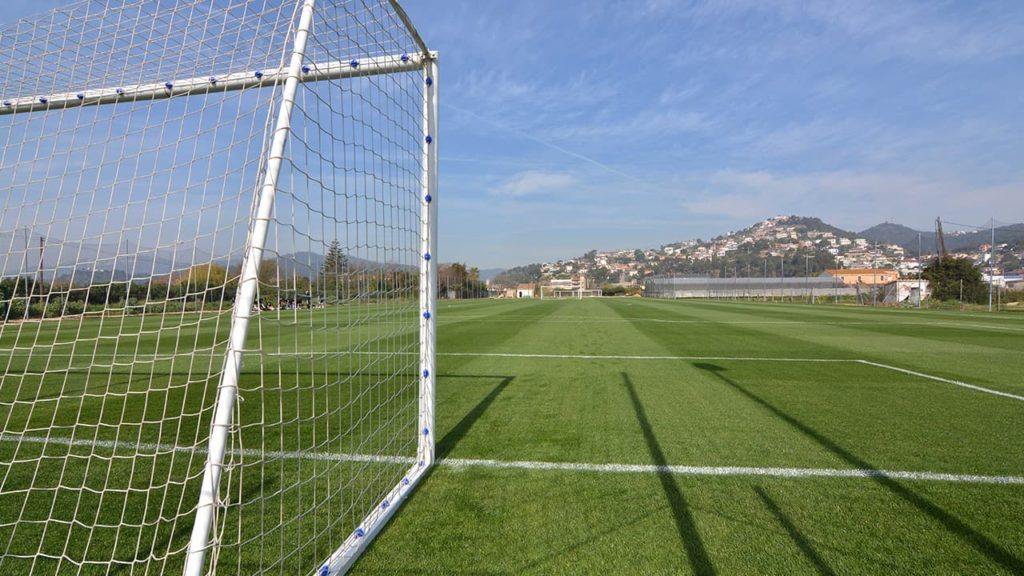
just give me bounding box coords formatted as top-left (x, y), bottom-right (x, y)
top-left (3, 433), bottom-right (1020, 486)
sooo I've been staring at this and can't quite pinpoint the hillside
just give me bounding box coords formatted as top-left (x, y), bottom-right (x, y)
top-left (510, 215), bottom-right (1024, 288)
top-left (860, 222), bottom-right (1024, 256)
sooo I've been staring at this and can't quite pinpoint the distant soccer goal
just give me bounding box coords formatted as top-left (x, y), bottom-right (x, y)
top-left (550, 289), bottom-right (602, 299)
top-left (0, 1), bottom-right (437, 574)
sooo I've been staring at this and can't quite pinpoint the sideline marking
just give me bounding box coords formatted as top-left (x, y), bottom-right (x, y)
top-left (856, 360), bottom-right (1024, 402)
top-left (3, 434), bottom-right (1021, 486)
top-left (439, 352), bottom-right (850, 362)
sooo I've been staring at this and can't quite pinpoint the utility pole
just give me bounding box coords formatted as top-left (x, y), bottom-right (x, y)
top-left (804, 254), bottom-right (811, 303)
top-left (989, 220), bottom-right (995, 312)
top-left (37, 235), bottom-right (45, 300)
top-left (747, 262), bottom-right (752, 301)
top-left (780, 256), bottom-right (784, 301)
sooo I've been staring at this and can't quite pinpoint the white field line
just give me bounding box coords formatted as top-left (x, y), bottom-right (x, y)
top-left (2, 351), bottom-right (1019, 401)
top-left (436, 315), bottom-right (1024, 333)
top-left (0, 433), bottom-right (414, 465)
top-left (0, 352), bottom-right (854, 363)
top-left (444, 458), bottom-right (1024, 485)
top-left (442, 353), bottom-right (1022, 402)
top-left (438, 352), bottom-right (851, 362)
top-left (4, 434), bottom-right (1021, 486)
top-left (856, 360), bottom-right (1024, 402)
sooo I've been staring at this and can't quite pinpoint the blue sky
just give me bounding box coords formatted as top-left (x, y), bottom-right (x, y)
top-left (4, 1), bottom-right (1024, 269)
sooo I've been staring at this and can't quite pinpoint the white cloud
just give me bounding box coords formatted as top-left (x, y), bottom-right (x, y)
top-left (683, 169), bottom-right (1024, 231)
top-left (491, 171), bottom-right (578, 198)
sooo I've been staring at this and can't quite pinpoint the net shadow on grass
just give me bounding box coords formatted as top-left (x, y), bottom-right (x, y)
top-left (753, 486), bottom-right (837, 576)
top-left (694, 362), bottom-right (1024, 573)
top-left (436, 375), bottom-right (514, 459)
top-left (621, 372), bottom-right (716, 576)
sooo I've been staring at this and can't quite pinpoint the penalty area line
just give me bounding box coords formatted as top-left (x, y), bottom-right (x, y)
top-left (2, 434), bottom-right (1021, 486)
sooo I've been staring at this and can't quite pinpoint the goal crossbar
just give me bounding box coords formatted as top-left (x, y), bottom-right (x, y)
top-left (0, 53), bottom-right (431, 116)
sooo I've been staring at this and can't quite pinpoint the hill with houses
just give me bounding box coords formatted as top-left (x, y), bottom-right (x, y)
top-left (491, 216), bottom-right (1024, 289)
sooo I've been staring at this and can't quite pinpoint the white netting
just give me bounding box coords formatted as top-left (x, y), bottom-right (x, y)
top-left (0, 0), bottom-right (429, 574)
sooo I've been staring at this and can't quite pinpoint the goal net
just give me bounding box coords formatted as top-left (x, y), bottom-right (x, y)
top-left (0, 1), bottom-right (437, 574)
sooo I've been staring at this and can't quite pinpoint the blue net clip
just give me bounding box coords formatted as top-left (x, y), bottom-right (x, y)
top-left (355, 528), bottom-right (365, 538)
top-left (254, 70), bottom-right (263, 79)
top-left (208, 77), bottom-right (217, 84)
top-left (350, 59), bottom-right (359, 68)
top-left (422, 311), bottom-right (431, 319)
top-left (424, 194), bottom-right (432, 203)
top-left (423, 369), bottom-right (429, 378)
top-left (164, 82), bottom-right (173, 90)
top-left (302, 65), bottom-right (310, 74)
top-left (425, 135), bottom-right (433, 144)
top-left (38, 97), bottom-right (48, 104)
top-left (401, 53), bottom-right (409, 62)
top-left (75, 94), bottom-right (84, 100)
top-left (381, 500), bottom-right (390, 510)
top-left (425, 77), bottom-right (433, 87)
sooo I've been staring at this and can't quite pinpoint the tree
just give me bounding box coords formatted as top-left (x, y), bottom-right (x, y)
top-left (922, 257), bottom-right (985, 303)
top-left (438, 262), bottom-right (487, 299)
top-left (258, 258), bottom-right (279, 284)
top-left (322, 240), bottom-right (347, 277)
top-left (257, 258), bottom-right (280, 304)
top-left (320, 240), bottom-right (348, 297)
top-left (173, 263), bottom-right (230, 303)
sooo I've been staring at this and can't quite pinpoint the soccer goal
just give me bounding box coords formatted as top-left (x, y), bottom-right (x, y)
top-left (0, 0), bottom-right (436, 574)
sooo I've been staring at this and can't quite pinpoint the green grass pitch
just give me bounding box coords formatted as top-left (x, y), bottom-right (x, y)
top-left (353, 298), bottom-right (1024, 575)
top-left (2, 298), bottom-right (1023, 574)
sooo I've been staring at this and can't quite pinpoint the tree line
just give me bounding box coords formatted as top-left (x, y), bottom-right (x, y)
top-left (0, 240), bottom-right (420, 321)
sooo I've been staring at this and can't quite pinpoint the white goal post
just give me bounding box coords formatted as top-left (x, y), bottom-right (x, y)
top-left (0, 1), bottom-right (436, 574)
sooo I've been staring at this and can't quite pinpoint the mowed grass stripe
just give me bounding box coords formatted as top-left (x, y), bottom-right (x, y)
top-left (628, 299), bottom-right (1024, 394)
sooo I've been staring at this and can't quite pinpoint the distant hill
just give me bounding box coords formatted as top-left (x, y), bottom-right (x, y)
top-left (860, 222), bottom-right (1024, 255)
top-left (478, 268), bottom-right (504, 282)
top-left (858, 222), bottom-right (926, 249)
top-left (491, 263), bottom-right (542, 287)
top-left (276, 252), bottom-right (414, 279)
top-left (769, 216), bottom-right (853, 238)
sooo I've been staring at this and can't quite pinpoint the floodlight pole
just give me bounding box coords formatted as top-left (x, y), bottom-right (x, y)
top-left (917, 232), bottom-right (922, 309)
